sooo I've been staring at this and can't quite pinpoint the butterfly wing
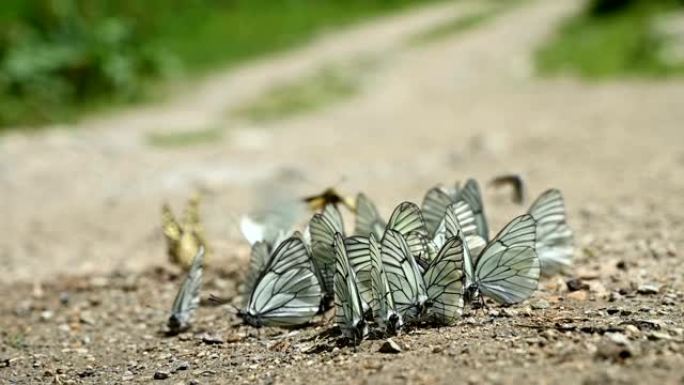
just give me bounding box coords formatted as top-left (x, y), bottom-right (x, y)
top-left (405, 231), bottom-right (434, 270)
top-left (421, 186), bottom-right (457, 237)
top-left (423, 236), bottom-right (465, 325)
top-left (244, 233), bottom-right (322, 326)
top-left (460, 179), bottom-right (489, 242)
top-left (344, 235), bottom-right (373, 307)
top-left (240, 215), bottom-right (266, 246)
top-left (386, 201), bottom-right (428, 237)
top-left (445, 201), bottom-right (487, 256)
top-left (334, 233), bottom-right (368, 343)
top-left (528, 189), bottom-right (574, 275)
top-left (309, 204), bottom-right (345, 298)
top-left (380, 229), bottom-right (427, 321)
top-left (168, 246), bottom-right (205, 333)
top-left (368, 233), bottom-right (402, 332)
top-left (162, 204), bottom-right (181, 242)
top-left (474, 214), bottom-right (540, 304)
top-left (353, 193), bottom-right (385, 238)
top-left (243, 241), bottom-right (271, 300)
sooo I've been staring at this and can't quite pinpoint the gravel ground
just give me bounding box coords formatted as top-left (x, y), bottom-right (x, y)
top-left (1, 0), bottom-right (683, 383)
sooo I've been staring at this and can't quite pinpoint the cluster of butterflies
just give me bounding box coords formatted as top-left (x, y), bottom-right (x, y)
top-left (166, 178), bottom-right (574, 346)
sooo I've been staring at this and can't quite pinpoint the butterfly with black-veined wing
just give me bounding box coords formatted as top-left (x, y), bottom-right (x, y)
top-left (407, 199), bottom-right (486, 271)
top-left (333, 233), bottom-right (369, 345)
top-left (459, 179), bottom-right (489, 242)
top-left (421, 233), bottom-right (467, 325)
top-left (527, 189), bottom-right (574, 275)
top-left (367, 232), bottom-right (403, 334)
top-left (167, 246), bottom-right (205, 334)
top-left (463, 214), bottom-right (540, 306)
top-left (309, 204), bottom-right (345, 310)
top-left (343, 235), bottom-right (373, 310)
top-left (239, 232), bottom-right (322, 327)
top-left (421, 184), bottom-right (460, 237)
top-left (381, 229), bottom-right (428, 323)
top-left (242, 241), bottom-right (270, 299)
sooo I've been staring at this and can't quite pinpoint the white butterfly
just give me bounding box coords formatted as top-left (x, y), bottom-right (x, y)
top-left (239, 215), bottom-right (288, 250)
top-left (463, 214), bottom-right (540, 305)
top-left (422, 234), bottom-right (466, 325)
top-left (348, 201), bottom-right (429, 302)
top-left (333, 233), bottom-right (368, 345)
top-left (527, 189), bottom-right (574, 275)
top-left (168, 246), bottom-right (205, 334)
top-left (343, 235), bottom-right (373, 310)
top-left (421, 183), bottom-right (460, 237)
top-left (458, 179), bottom-right (489, 242)
top-left (410, 200), bottom-right (486, 269)
top-left (368, 233), bottom-right (403, 334)
top-left (309, 204), bottom-right (345, 309)
top-left (380, 229), bottom-right (427, 323)
top-left (239, 233), bottom-right (322, 327)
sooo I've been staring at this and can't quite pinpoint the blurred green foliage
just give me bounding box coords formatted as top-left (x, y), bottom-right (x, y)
top-left (536, 0), bottom-right (684, 78)
top-left (0, 0), bottom-right (439, 129)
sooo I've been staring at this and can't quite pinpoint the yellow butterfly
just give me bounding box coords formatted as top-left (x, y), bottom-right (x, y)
top-left (302, 187), bottom-right (356, 213)
top-left (162, 194), bottom-right (209, 269)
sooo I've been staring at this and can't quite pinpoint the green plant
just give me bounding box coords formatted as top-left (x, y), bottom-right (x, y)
top-left (0, 0), bottom-right (445, 129)
top-left (536, 0), bottom-right (684, 78)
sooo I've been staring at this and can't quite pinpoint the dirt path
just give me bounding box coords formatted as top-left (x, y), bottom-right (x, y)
top-left (1, 0), bottom-right (684, 383)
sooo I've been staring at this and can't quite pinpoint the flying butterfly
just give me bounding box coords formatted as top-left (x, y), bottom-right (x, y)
top-left (239, 232), bottom-right (322, 327)
top-left (167, 246), bottom-right (205, 334)
top-left (422, 234), bottom-right (466, 325)
top-left (527, 189), bottom-right (574, 275)
top-left (303, 187), bottom-right (356, 213)
top-left (309, 204), bottom-right (345, 310)
top-left (462, 214), bottom-right (540, 306)
top-left (381, 229), bottom-right (427, 322)
top-left (333, 233), bottom-right (369, 345)
top-left (162, 194), bottom-right (208, 269)
top-left (368, 233), bottom-right (403, 334)
top-left (489, 174), bottom-right (527, 205)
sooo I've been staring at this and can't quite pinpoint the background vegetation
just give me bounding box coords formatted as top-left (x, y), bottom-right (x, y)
top-left (0, 0), bottom-right (439, 129)
top-left (536, 0), bottom-right (684, 78)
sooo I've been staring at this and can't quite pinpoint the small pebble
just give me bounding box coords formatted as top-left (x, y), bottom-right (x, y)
top-left (378, 338), bottom-right (402, 354)
top-left (567, 290), bottom-right (588, 301)
top-left (637, 284), bottom-right (661, 295)
top-left (154, 370), bottom-right (170, 380)
top-left (566, 278), bottom-right (588, 292)
top-left (531, 299), bottom-right (550, 310)
top-left (200, 334), bottom-right (224, 345)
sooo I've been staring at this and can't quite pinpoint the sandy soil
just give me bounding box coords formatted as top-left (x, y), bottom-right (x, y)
top-left (1, 0), bottom-right (684, 383)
